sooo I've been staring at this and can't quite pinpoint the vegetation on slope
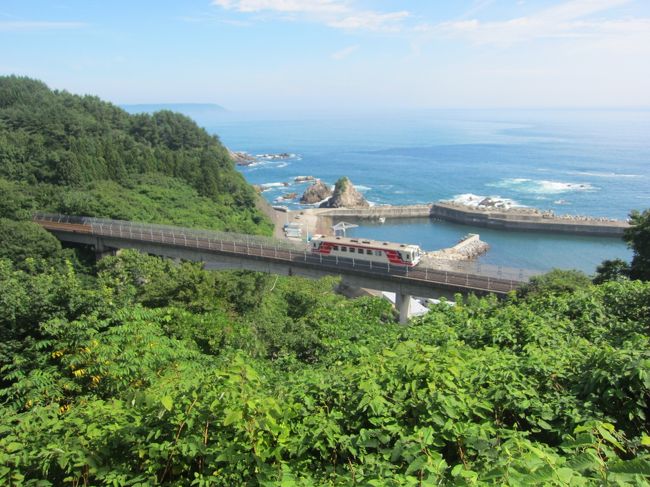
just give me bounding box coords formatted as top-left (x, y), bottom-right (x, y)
top-left (0, 76), bottom-right (271, 235)
top-left (593, 209), bottom-right (650, 284)
top-left (1, 245), bottom-right (649, 485)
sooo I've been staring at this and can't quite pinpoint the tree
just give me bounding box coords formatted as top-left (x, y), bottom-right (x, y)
top-left (624, 209), bottom-right (650, 281)
top-left (518, 268), bottom-right (591, 297)
top-left (593, 258), bottom-right (630, 284)
top-left (0, 219), bottom-right (61, 263)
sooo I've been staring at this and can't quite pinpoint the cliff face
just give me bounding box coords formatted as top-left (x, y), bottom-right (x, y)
top-left (319, 177), bottom-right (369, 208)
top-left (300, 180), bottom-right (332, 204)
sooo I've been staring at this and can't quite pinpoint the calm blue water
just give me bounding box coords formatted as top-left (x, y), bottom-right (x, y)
top-left (193, 109), bottom-right (649, 273)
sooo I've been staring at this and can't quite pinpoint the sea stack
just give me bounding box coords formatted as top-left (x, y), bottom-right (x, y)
top-left (300, 180), bottom-right (333, 204)
top-left (319, 177), bottom-right (369, 208)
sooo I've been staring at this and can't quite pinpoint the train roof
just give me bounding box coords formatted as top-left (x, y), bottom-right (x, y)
top-left (312, 234), bottom-right (421, 252)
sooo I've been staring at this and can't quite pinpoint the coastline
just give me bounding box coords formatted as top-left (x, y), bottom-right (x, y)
top-left (259, 196), bottom-right (630, 242)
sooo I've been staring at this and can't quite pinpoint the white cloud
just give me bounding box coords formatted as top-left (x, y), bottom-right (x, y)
top-left (213, 0), bottom-right (347, 15)
top-left (330, 44), bottom-right (358, 60)
top-left (328, 11), bottom-right (409, 32)
top-left (434, 0), bottom-right (646, 46)
top-left (458, 0), bottom-right (496, 20)
top-left (0, 21), bottom-right (86, 31)
top-left (212, 0), bottom-right (409, 32)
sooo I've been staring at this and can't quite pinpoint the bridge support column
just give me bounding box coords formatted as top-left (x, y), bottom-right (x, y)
top-left (396, 292), bottom-right (412, 325)
top-left (94, 238), bottom-right (116, 261)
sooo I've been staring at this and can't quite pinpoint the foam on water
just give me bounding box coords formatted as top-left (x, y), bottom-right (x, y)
top-left (259, 182), bottom-right (286, 190)
top-left (566, 171), bottom-right (642, 178)
top-left (489, 178), bottom-right (597, 194)
top-left (451, 193), bottom-right (521, 209)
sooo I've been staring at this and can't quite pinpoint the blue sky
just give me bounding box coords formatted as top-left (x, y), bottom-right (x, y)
top-left (1, 0), bottom-right (649, 111)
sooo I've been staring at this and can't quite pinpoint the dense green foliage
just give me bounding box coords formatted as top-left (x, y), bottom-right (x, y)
top-left (625, 210), bottom-right (650, 281)
top-left (594, 259), bottom-right (631, 285)
top-left (594, 209), bottom-right (650, 285)
top-left (2, 250), bottom-right (649, 485)
top-left (0, 76), bottom-right (271, 235)
top-left (518, 269), bottom-right (592, 297)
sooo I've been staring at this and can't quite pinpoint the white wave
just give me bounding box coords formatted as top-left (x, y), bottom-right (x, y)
top-left (451, 193), bottom-right (521, 209)
top-left (255, 153), bottom-right (299, 160)
top-left (275, 162), bottom-right (289, 168)
top-left (259, 182), bottom-right (288, 190)
top-left (302, 196), bottom-right (331, 207)
top-left (489, 178), bottom-right (597, 194)
top-left (567, 170), bottom-right (642, 179)
top-left (354, 185), bottom-right (371, 192)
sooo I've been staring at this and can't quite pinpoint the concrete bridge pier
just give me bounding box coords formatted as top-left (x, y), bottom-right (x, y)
top-left (396, 292), bottom-right (412, 325)
top-left (94, 238), bottom-right (116, 261)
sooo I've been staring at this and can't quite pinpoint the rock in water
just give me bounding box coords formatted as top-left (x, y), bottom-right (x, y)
top-left (300, 180), bottom-right (333, 204)
top-left (294, 175), bottom-right (316, 183)
top-left (319, 177), bottom-right (369, 208)
top-left (228, 149), bottom-right (257, 166)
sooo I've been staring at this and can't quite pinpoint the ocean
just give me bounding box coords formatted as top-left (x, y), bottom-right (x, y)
top-left (190, 108), bottom-right (649, 274)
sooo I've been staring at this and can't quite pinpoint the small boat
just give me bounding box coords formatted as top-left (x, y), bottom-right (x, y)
top-left (378, 217), bottom-right (386, 224)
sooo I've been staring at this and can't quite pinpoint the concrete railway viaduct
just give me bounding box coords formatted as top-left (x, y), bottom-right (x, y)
top-left (34, 214), bottom-right (533, 324)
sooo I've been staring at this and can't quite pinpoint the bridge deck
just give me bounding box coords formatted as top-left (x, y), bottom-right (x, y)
top-left (34, 214), bottom-right (533, 295)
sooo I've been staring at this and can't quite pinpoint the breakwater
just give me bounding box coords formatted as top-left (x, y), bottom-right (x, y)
top-left (306, 202), bottom-right (629, 237)
top-left (431, 202), bottom-right (629, 237)
top-left (423, 233), bottom-right (490, 262)
top-left (311, 204), bottom-right (433, 219)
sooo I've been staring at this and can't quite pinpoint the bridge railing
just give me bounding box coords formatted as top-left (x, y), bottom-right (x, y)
top-left (34, 213), bottom-right (535, 292)
top-left (418, 258), bottom-right (541, 282)
top-left (33, 212), bottom-right (307, 252)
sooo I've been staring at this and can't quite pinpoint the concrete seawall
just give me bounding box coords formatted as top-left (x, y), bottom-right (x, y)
top-left (430, 203), bottom-right (629, 237)
top-left (310, 204), bottom-right (433, 219)
top-left (306, 202), bottom-right (629, 238)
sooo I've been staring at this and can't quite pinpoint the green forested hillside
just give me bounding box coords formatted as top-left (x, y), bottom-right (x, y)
top-left (0, 76), bottom-right (271, 234)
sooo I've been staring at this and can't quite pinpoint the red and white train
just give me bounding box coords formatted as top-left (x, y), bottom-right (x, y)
top-left (310, 235), bottom-right (423, 267)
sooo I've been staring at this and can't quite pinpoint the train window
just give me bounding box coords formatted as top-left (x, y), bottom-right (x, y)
top-left (374, 250), bottom-right (382, 256)
top-left (333, 245), bottom-right (339, 251)
top-left (358, 248), bottom-right (363, 254)
top-left (341, 246), bottom-right (347, 252)
top-left (366, 249), bottom-right (372, 255)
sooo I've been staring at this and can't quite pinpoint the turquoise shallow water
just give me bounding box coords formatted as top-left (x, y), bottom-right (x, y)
top-left (191, 108), bottom-right (649, 273)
